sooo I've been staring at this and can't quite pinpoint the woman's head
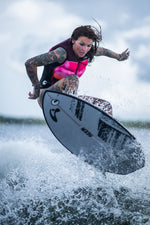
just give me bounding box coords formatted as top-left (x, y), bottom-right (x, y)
top-left (71, 25), bottom-right (102, 62)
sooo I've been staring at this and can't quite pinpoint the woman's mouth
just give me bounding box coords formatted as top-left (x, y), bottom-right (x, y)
top-left (79, 52), bottom-right (85, 56)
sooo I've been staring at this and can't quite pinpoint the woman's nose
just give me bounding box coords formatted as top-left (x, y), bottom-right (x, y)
top-left (82, 45), bottom-right (88, 51)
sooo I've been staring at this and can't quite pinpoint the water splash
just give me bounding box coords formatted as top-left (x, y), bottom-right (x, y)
top-left (0, 125), bottom-right (150, 224)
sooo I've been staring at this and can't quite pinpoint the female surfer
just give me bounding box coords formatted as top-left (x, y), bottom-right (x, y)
top-left (25, 24), bottom-right (129, 114)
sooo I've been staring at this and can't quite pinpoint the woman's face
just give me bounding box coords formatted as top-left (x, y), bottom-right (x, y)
top-left (72, 36), bottom-right (93, 58)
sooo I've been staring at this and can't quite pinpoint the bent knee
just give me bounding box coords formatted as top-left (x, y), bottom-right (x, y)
top-left (66, 74), bottom-right (79, 84)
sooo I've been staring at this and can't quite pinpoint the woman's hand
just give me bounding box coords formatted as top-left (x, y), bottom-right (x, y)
top-left (118, 48), bottom-right (130, 61)
top-left (28, 84), bottom-right (40, 99)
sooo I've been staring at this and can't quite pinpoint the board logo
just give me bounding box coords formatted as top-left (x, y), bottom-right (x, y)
top-left (51, 99), bottom-right (59, 106)
top-left (49, 108), bottom-right (60, 122)
top-left (75, 100), bottom-right (85, 121)
top-left (81, 127), bottom-right (93, 137)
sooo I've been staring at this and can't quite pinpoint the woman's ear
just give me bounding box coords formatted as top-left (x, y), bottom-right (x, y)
top-left (72, 39), bottom-right (75, 45)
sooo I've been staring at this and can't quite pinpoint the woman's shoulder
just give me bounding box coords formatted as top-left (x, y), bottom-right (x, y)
top-left (50, 38), bottom-right (71, 51)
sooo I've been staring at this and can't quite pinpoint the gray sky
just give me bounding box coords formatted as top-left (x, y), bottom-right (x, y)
top-left (0, 0), bottom-right (150, 120)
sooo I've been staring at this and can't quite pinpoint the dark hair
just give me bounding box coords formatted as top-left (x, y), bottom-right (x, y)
top-left (71, 25), bottom-right (102, 62)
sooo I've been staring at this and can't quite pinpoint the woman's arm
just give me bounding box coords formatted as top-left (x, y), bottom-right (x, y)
top-left (25, 47), bottom-right (67, 99)
top-left (95, 47), bottom-right (130, 61)
top-left (25, 47), bottom-right (67, 85)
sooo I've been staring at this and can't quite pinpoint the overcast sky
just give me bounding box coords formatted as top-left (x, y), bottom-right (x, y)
top-left (0, 0), bottom-right (150, 120)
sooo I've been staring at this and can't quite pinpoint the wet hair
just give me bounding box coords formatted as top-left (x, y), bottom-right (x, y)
top-left (71, 25), bottom-right (102, 62)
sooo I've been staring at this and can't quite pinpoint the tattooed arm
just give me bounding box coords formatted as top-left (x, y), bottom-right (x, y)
top-left (25, 47), bottom-right (67, 99)
top-left (95, 47), bottom-right (130, 61)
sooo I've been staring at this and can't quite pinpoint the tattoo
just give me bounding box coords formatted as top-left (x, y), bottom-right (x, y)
top-left (49, 74), bottom-right (79, 95)
top-left (38, 74), bottom-right (79, 107)
top-left (95, 47), bottom-right (119, 59)
top-left (78, 95), bottom-right (113, 115)
top-left (25, 47), bottom-right (67, 85)
top-left (26, 47), bottom-right (66, 66)
top-left (102, 48), bottom-right (117, 58)
top-left (95, 47), bottom-right (104, 56)
top-left (55, 47), bottom-right (67, 63)
top-left (25, 64), bottom-right (38, 85)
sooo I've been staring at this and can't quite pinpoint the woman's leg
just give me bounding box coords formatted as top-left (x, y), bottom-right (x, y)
top-left (78, 95), bottom-right (113, 115)
top-left (38, 74), bottom-right (79, 107)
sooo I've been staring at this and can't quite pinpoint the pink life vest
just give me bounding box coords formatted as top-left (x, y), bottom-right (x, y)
top-left (50, 39), bottom-right (89, 80)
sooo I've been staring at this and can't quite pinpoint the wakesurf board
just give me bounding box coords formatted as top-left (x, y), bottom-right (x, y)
top-left (42, 90), bottom-right (145, 175)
